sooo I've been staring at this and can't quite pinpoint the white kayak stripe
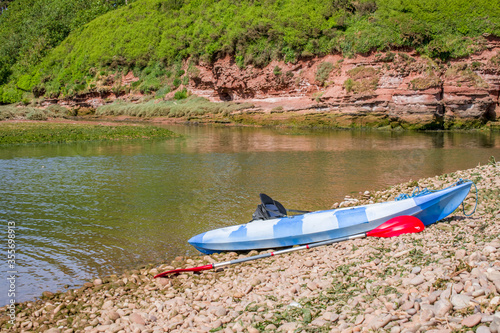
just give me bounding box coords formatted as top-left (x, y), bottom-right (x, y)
top-left (246, 219), bottom-right (280, 239)
top-left (302, 211), bottom-right (339, 235)
top-left (365, 198), bottom-right (416, 221)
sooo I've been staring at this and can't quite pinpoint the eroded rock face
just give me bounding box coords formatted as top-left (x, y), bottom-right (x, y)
top-left (191, 37), bottom-right (500, 124)
top-left (43, 38), bottom-right (500, 125)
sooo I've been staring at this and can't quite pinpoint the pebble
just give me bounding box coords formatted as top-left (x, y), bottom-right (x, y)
top-left (129, 313), bottom-right (145, 326)
top-left (477, 326), bottom-right (492, 333)
top-left (451, 294), bottom-right (472, 309)
top-left (462, 313), bottom-right (483, 327)
top-left (434, 300), bottom-right (453, 317)
top-left (409, 275), bottom-right (425, 286)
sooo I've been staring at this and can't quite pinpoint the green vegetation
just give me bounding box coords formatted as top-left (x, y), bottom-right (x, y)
top-left (343, 66), bottom-right (379, 94)
top-left (0, 122), bottom-right (177, 145)
top-left (95, 96), bottom-right (253, 118)
top-left (445, 63), bottom-right (489, 88)
top-left (315, 62), bottom-right (334, 86)
top-left (410, 75), bottom-right (442, 90)
top-left (0, 104), bottom-right (73, 120)
top-left (0, 0), bottom-right (498, 104)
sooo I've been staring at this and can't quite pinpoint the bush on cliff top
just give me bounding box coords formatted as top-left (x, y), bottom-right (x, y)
top-left (1, 0), bottom-right (499, 103)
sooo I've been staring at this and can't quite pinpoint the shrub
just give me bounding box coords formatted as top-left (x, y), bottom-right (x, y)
top-left (173, 88), bottom-right (188, 100)
top-left (315, 62), bottom-right (334, 85)
top-left (26, 109), bottom-right (48, 121)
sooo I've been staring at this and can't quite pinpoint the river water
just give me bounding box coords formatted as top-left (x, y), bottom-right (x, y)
top-left (1, 125), bottom-right (499, 305)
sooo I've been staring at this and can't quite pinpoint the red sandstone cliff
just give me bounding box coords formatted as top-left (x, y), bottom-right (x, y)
top-left (51, 38), bottom-right (500, 126)
top-left (189, 37), bottom-right (500, 124)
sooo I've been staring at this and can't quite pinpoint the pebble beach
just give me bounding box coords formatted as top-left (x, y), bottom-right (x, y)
top-left (2, 161), bottom-right (499, 333)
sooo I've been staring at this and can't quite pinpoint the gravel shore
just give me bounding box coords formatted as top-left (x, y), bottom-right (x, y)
top-left (2, 161), bottom-right (499, 333)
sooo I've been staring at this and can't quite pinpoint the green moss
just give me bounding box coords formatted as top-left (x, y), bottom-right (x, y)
top-left (410, 75), bottom-right (442, 90)
top-left (344, 66), bottom-right (379, 94)
top-left (0, 122), bottom-right (178, 145)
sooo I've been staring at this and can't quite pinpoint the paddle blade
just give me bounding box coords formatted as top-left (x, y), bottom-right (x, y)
top-left (154, 264), bottom-right (214, 278)
top-left (367, 216), bottom-right (424, 238)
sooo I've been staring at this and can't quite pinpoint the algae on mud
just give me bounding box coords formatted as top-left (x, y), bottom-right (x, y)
top-left (0, 122), bottom-right (178, 145)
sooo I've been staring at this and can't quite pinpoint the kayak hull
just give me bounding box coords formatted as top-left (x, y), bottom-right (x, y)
top-left (189, 181), bottom-right (472, 254)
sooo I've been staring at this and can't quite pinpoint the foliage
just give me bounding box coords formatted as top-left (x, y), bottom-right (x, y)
top-left (343, 66), bottom-right (379, 93)
top-left (173, 88), bottom-right (188, 100)
top-left (315, 62), bottom-right (334, 85)
top-left (0, 122), bottom-right (177, 145)
top-left (95, 96), bottom-right (253, 118)
top-left (1, 0), bottom-right (499, 102)
top-left (410, 75), bottom-right (442, 90)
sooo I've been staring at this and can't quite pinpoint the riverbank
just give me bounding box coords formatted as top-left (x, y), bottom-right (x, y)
top-left (3, 101), bottom-right (500, 131)
top-left (0, 121), bottom-right (178, 145)
top-left (1, 161), bottom-right (499, 333)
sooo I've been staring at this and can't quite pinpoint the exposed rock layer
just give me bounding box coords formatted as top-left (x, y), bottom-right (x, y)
top-left (191, 37), bottom-right (500, 124)
top-left (46, 38), bottom-right (500, 126)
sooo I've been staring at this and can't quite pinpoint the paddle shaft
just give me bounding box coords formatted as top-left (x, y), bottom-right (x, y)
top-left (212, 233), bottom-right (366, 269)
top-left (155, 234), bottom-right (365, 277)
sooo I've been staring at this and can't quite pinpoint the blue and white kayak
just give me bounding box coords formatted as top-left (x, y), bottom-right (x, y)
top-left (189, 180), bottom-right (473, 254)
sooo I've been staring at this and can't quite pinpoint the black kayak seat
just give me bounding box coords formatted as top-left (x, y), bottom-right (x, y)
top-left (252, 193), bottom-right (287, 220)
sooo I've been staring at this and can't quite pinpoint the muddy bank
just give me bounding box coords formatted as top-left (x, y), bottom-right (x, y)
top-left (1, 162), bottom-right (499, 332)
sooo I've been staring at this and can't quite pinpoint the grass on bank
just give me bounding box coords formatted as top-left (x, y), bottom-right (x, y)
top-left (0, 104), bottom-right (73, 121)
top-left (95, 96), bottom-right (254, 118)
top-left (0, 122), bottom-right (178, 145)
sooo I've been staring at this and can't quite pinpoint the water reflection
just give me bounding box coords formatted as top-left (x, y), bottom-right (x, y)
top-left (0, 125), bottom-right (499, 305)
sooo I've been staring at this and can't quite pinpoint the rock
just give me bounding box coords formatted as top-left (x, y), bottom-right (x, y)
top-left (45, 329), bottom-right (61, 333)
top-left (367, 314), bottom-right (392, 330)
top-left (278, 322), bottom-right (297, 332)
top-left (108, 311), bottom-right (120, 321)
top-left (411, 266), bottom-right (422, 274)
top-left (129, 313), bottom-right (146, 326)
top-left (307, 281), bottom-right (318, 291)
top-left (409, 275), bottom-right (425, 286)
top-left (462, 313), bottom-right (482, 327)
top-left (490, 316), bottom-right (500, 333)
top-left (102, 300), bottom-right (114, 310)
top-left (265, 324), bottom-right (277, 331)
top-left (476, 326), bottom-right (492, 333)
top-left (250, 278), bottom-right (261, 286)
top-left (93, 278), bottom-right (103, 286)
top-left (434, 300), bottom-right (453, 317)
top-left (487, 271), bottom-right (500, 283)
top-left (400, 300), bottom-right (415, 311)
top-left (484, 246), bottom-right (497, 255)
top-left (311, 318), bottom-right (327, 326)
top-left (456, 249), bottom-right (467, 260)
top-left (96, 325), bottom-right (110, 332)
top-left (451, 294), bottom-right (472, 309)
top-left (303, 260), bottom-right (314, 267)
top-left (212, 319), bottom-right (223, 329)
top-left (232, 292), bottom-right (244, 299)
top-left (42, 291), bottom-right (54, 299)
top-left (355, 314), bottom-right (364, 325)
top-left (323, 312), bottom-right (339, 322)
top-left (247, 327), bottom-right (259, 333)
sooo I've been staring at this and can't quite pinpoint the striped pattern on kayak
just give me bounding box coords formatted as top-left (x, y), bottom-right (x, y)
top-left (189, 181), bottom-right (472, 254)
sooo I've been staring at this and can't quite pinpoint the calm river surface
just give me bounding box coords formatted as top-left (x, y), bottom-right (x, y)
top-left (1, 125), bottom-right (500, 305)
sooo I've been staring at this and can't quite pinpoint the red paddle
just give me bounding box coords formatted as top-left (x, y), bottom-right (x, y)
top-left (154, 215), bottom-right (424, 278)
